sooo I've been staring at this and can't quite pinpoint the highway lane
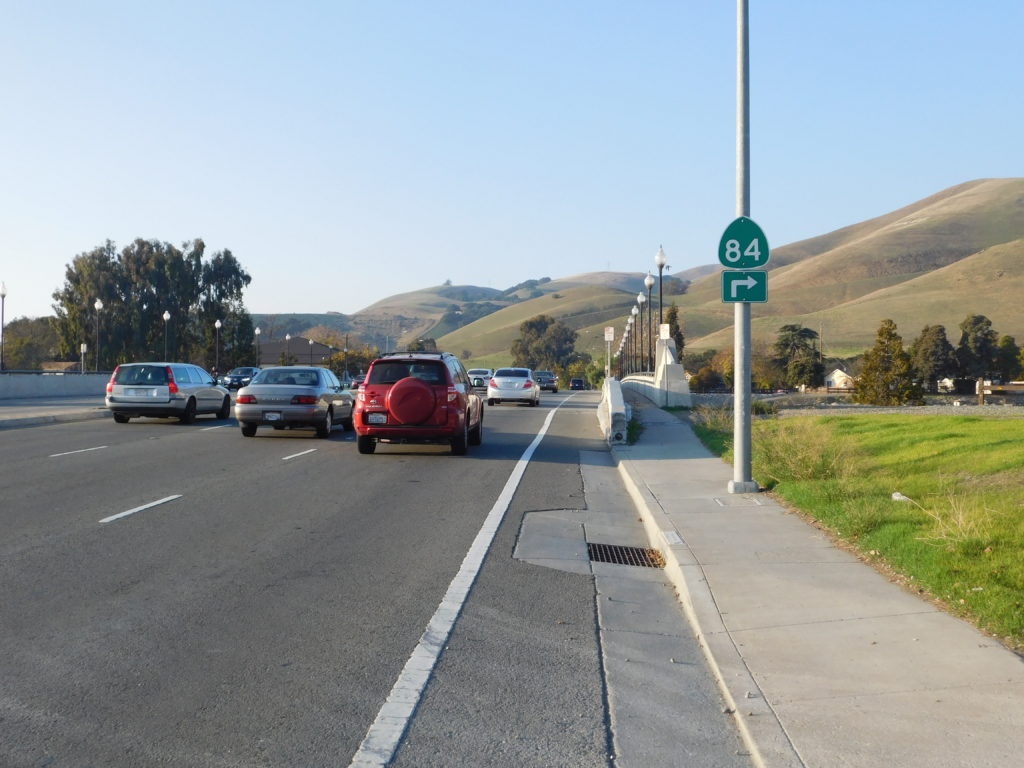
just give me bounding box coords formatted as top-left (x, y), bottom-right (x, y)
top-left (0, 396), bottom-right (605, 766)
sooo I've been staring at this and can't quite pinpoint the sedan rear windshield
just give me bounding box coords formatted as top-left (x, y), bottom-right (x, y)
top-left (114, 365), bottom-right (168, 385)
top-left (494, 368), bottom-right (528, 377)
top-left (253, 369), bottom-right (321, 386)
top-left (368, 361), bottom-right (446, 385)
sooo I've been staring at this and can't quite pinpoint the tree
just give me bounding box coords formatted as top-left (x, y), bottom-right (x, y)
top-left (2, 316), bottom-right (60, 369)
top-left (994, 335), bottom-right (1021, 382)
top-left (772, 324), bottom-right (823, 388)
top-left (689, 366), bottom-right (724, 393)
top-left (664, 303), bottom-right (685, 358)
top-left (854, 319), bottom-right (923, 405)
top-left (908, 325), bottom-right (956, 393)
top-left (407, 337), bottom-right (438, 352)
top-left (956, 314), bottom-right (998, 381)
top-left (510, 315), bottom-right (578, 370)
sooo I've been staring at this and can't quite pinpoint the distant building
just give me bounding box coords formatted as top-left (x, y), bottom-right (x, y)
top-left (825, 368), bottom-right (856, 390)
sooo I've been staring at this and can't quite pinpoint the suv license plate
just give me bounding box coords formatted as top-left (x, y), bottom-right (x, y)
top-left (264, 411), bottom-right (282, 421)
top-left (366, 412), bottom-right (387, 424)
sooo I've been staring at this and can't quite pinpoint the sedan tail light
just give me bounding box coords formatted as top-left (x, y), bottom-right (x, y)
top-left (523, 380), bottom-right (533, 388)
top-left (106, 367), bottom-right (119, 394)
top-left (291, 395), bottom-right (318, 405)
top-left (237, 394), bottom-right (257, 404)
top-left (488, 378), bottom-right (496, 387)
top-left (166, 366), bottom-right (178, 394)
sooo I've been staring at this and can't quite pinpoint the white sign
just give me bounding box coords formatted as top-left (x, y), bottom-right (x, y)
top-left (659, 324), bottom-right (670, 340)
top-left (604, 326), bottom-right (615, 342)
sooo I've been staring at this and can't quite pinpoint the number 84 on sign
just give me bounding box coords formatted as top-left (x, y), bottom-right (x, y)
top-left (718, 217), bottom-right (770, 268)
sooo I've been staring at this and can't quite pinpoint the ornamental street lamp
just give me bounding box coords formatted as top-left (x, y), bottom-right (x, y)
top-left (0, 281), bottom-right (7, 372)
top-left (636, 292), bottom-right (646, 372)
top-left (644, 273), bottom-right (655, 371)
top-left (309, 337), bottom-right (314, 365)
top-left (94, 298), bottom-right (104, 371)
top-left (214, 319), bottom-right (222, 375)
top-left (254, 327), bottom-right (261, 365)
top-left (629, 309), bottom-right (638, 372)
top-left (285, 333), bottom-right (291, 361)
top-left (162, 310), bottom-right (171, 360)
top-left (655, 245), bottom-right (668, 326)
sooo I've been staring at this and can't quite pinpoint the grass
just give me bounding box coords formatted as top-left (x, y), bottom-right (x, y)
top-left (687, 407), bottom-right (1024, 651)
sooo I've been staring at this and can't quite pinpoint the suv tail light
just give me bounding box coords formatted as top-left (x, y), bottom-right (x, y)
top-left (237, 394), bottom-right (257, 404)
top-left (106, 367), bottom-right (119, 394)
top-left (291, 395), bottom-right (318, 405)
top-left (166, 366), bottom-right (178, 394)
top-left (447, 386), bottom-right (458, 403)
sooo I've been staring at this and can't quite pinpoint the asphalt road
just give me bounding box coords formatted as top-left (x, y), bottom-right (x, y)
top-left (0, 394), bottom-right (745, 767)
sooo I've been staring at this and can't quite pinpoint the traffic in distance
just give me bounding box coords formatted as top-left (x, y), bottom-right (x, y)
top-left (103, 351), bottom-right (584, 455)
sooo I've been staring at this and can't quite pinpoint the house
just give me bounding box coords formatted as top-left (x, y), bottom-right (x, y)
top-left (825, 368), bottom-right (856, 390)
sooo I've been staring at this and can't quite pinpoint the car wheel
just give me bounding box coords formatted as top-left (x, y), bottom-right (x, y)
top-left (113, 413), bottom-right (130, 424)
top-left (451, 415), bottom-right (468, 455)
top-left (240, 423), bottom-right (257, 437)
top-left (341, 411), bottom-right (354, 431)
top-left (357, 435), bottom-right (376, 454)
top-left (316, 408), bottom-right (333, 438)
top-left (180, 398), bottom-right (197, 424)
top-left (217, 395), bottom-right (231, 419)
top-left (530, 396), bottom-right (538, 407)
top-left (487, 398), bottom-right (495, 406)
top-left (468, 407), bottom-right (482, 446)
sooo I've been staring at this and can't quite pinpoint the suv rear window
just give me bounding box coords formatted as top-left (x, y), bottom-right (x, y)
top-left (114, 365), bottom-right (168, 385)
top-left (368, 361), bottom-right (447, 385)
top-left (494, 368), bottom-right (528, 377)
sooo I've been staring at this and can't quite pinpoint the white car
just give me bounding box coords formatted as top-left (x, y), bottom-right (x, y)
top-left (487, 367), bottom-right (540, 407)
top-left (106, 362), bottom-right (231, 423)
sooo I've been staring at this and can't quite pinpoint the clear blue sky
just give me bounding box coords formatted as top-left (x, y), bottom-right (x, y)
top-left (1, 1), bottom-right (1021, 320)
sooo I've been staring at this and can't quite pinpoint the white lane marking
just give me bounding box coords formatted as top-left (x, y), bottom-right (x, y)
top-left (49, 446), bottom-right (108, 458)
top-left (282, 448), bottom-right (317, 461)
top-left (99, 495), bottom-right (182, 524)
top-left (201, 424), bottom-right (230, 431)
top-left (348, 404), bottom-right (563, 767)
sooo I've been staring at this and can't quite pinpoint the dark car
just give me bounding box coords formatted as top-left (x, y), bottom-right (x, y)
top-left (534, 370), bottom-right (558, 393)
top-left (570, 378), bottom-right (586, 390)
top-left (353, 352), bottom-right (483, 455)
top-left (220, 366), bottom-right (260, 390)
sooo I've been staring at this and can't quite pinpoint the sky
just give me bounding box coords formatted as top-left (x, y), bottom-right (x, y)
top-left (1, 1), bottom-right (1021, 320)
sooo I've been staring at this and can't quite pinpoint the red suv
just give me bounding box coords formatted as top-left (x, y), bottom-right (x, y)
top-left (353, 352), bottom-right (484, 455)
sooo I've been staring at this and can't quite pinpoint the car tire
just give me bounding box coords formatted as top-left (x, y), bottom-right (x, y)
top-left (468, 407), bottom-right (482, 446)
top-left (217, 395), bottom-right (231, 419)
top-left (113, 413), bottom-right (130, 424)
top-left (530, 397), bottom-right (538, 407)
top-left (451, 415), bottom-right (468, 455)
top-left (180, 398), bottom-right (197, 424)
top-left (341, 412), bottom-right (354, 431)
top-left (357, 435), bottom-right (376, 454)
top-left (241, 423), bottom-right (257, 437)
top-left (316, 408), bottom-right (333, 438)
top-left (487, 398), bottom-right (495, 406)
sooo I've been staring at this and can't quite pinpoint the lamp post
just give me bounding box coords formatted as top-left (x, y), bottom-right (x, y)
top-left (629, 309), bottom-right (638, 372)
top-left (162, 311), bottom-right (171, 359)
top-left (636, 292), bottom-right (646, 372)
top-left (94, 298), bottom-right (104, 371)
top-left (655, 245), bottom-right (668, 326)
top-left (214, 319), bottom-right (222, 375)
top-left (254, 327), bottom-right (261, 366)
top-left (309, 337), bottom-right (314, 365)
top-left (285, 333), bottom-right (291, 361)
top-left (0, 281), bottom-right (7, 372)
top-left (644, 273), bottom-right (655, 371)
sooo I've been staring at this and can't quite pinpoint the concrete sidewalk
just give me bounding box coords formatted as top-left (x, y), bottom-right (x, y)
top-left (0, 396), bottom-right (109, 428)
top-left (612, 395), bottom-right (1024, 768)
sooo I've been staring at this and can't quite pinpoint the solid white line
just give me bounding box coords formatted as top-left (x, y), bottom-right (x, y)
top-left (282, 448), bottom-right (317, 461)
top-left (99, 494), bottom-right (182, 524)
top-left (49, 446), bottom-right (107, 458)
top-left (201, 424), bottom-right (230, 431)
top-left (348, 404), bottom-right (563, 767)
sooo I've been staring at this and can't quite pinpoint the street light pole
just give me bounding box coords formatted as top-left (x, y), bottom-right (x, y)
top-left (94, 298), bottom-right (103, 371)
top-left (655, 245), bottom-right (668, 326)
top-left (309, 337), bottom-right (314, 365)
top-left (254, 327), bottom-right (261, 366)
top-left (162, 310), bottom-right (170, 360)
top-left (0, 281), bottom-right (7, 372)
top-left (636, 292), bottom-right (646, 372)
top-left (644, 273), bottom-right (655, 371)
top-left (285, 333), bottom-right (291, 362)
top-left (214, 319), bottom-right (222, 375)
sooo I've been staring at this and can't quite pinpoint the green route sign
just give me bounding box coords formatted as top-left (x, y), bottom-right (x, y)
top-left (718, 217), bottom-right (770, 269)
top-left (722, 270), bottom-right (767, 303)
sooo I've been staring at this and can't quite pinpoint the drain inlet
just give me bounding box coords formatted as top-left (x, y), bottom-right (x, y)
top-left (587, 543), bottom-right (665, 568)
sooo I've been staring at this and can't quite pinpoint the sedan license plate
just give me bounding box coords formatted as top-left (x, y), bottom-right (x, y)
top-left (264, 411), bottom-right (282, 421)
top-left (366, 412), bottom-right (387, 424)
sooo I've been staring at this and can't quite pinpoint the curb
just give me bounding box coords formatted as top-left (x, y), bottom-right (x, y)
top-left (610, 445), bottom-right (805, 768)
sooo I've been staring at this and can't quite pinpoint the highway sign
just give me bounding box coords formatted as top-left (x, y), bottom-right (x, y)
top-left (718, 217), bottom-right (770, 268)
top-left (722, 270), bottom-right (767, 303)
top-left (604, 326), bottom-right (615, 342)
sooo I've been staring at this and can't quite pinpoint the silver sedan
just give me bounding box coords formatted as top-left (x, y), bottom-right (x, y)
top-left (486, 367), bottom-right (540, 406)
top-left (234, 366), bottom-right (354, 438)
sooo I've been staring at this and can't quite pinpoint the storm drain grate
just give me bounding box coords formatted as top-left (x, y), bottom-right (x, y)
top-left (587, 543), bottom-right (665, 568)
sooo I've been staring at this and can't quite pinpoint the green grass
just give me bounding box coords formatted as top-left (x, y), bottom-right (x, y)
top-left (686, 409), bottom-right (1024, 651)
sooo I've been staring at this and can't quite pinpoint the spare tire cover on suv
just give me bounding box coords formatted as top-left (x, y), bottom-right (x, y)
top-left (386, 377), bottom-right (437, 424)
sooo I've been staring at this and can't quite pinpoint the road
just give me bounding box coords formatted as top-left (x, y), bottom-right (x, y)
top-left (0, 394), bottom-right (748, 767)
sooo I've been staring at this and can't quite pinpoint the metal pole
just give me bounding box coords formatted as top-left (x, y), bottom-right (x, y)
top-left (730, 0), bottom-right (757, 494)
top-left (1, 289), bottom-right (6, 372)
top-left (647, 284), bottom-right (654, 372)
top-left (95, 313), bottom-right (100, 371)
